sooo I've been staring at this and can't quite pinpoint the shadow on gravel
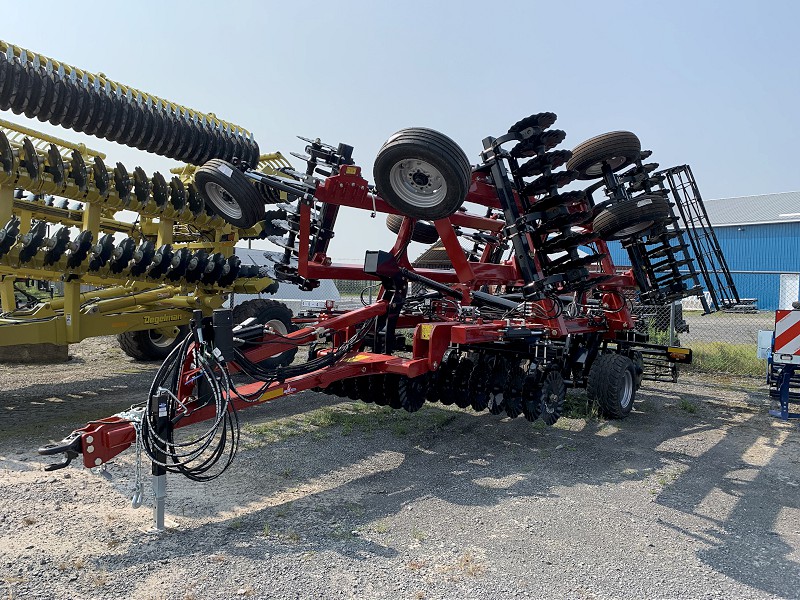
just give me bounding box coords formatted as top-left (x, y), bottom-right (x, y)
top-left (17, 377), bottom-right (796, 597)
top-left (0, 369), bottom-right (159, 443)
top-left (649, 387), bottom-right (799, 597)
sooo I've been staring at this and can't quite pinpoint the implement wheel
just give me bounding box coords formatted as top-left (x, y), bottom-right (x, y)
top-left (195, 159), bottom-right (265, 228)
top-left (384, 214), bottom-right (440, 245)
top-left (374, 128), bottom-right (470, 220)
top-left (567, 131), bottom-right (641, 180)
top-left (592, 195), bottom-right (671, 240)
top-left (232, 299), bottom-right (297, 368)
top-left (117, 326), bottom-right (189, 361)
top-left (587, 353), bottom-right (637, 419)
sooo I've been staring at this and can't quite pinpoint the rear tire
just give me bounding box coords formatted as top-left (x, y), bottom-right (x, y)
top-left (592, 195), bottom-right (671, 240)
top-left (384, 214), bottom-right (440, 245)
top-left (374, 128), bottom-right (470, 220)
top-left (117, 326), bottom-right (189, 361)
top-left (232, 299), bottom-right (297, 368)
top-left (194, 159), bottom-right (265, 228)
top-left (587, 353), bottom-right (637, 419)
top-left (567, 131), bottom-right (641, 180)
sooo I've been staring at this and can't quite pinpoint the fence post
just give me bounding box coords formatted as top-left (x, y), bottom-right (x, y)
top-left (669, 301), bottom-right (676, 346)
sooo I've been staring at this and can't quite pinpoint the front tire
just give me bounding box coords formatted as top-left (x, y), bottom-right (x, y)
top-left (118, 326), bottom-right (189, 361)
top-left (194, 159), bottom-right (265, 228)
top-left (592, 195), bottom-right (672, 240)
top-left (567, 131), bottom-right (641, 180)
top-left (374, 128), bottom-right (470, 220)
top-left (587, 353), bottom-right (637, 419)
top-left (232, 299), bottom-right (297, 368)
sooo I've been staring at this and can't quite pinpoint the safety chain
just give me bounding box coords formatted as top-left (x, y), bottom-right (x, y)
top-left (115, 406), bottom-right (148, 509)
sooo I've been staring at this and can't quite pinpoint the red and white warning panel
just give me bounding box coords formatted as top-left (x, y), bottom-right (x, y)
top-left (773, 309), bottom-right (800, 364)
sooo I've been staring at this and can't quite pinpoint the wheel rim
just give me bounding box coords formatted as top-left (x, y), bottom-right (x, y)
top-left (265, 318), bottom-right (288, 336)
top-left (204, 181), bottom-right (243, 220)
top-left (585, 156), bottom-right (628, 177)
top-left (388, 159), bottom-right (447, 208)
top-left (148, 329), bottom-right (177, 349)
top-left (619, 369), bottom-right (634, 409)
top-left (615, 220), bottom-right (654, 238)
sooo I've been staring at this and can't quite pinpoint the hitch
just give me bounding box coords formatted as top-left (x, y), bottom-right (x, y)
top-left (38, 431), bottom-right (82, 471)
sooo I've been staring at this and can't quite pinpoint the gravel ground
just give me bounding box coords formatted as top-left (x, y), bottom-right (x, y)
top-left (1, 337), bottom-right (799, 599)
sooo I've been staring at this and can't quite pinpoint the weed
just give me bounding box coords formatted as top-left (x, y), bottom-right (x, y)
top-left (329, 526), bottom-right (355, 541)
top-left (407, 560), bottom-right (426, 570)
top-left (21, 516), bottom-right (35, 526)
top-left (372, 520), bottom-right (390, 534)
top-left (262, 523), bottom-right (271, 536)
top-left (228, 518), bottom-right (243, 530)
top-left (678, 398), bottom-right (697, 414)
top-left (688, 342), bottom-right (765, 377)
top-left (285, 530), bottom-right (301, 543)
top-left (73, 557), bottom-right (85, 570)
top-left (92, 570), bottom-right (108, 588)
top-left (411, 528), bottom-right (428, 542)
top-left (457, 551), bottom-right (486, 577)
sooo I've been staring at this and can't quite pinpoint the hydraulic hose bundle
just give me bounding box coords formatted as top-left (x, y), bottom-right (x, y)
top-left (139, 310), bottom-right (377, 480)
top-left (0, 40), bottom-right (260, 166)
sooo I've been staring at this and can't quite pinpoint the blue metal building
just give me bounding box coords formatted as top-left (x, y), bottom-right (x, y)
top-left (606, 191), bottom-right (800, 310)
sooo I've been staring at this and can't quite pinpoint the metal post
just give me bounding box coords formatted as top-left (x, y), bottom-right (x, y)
top-left (668, 301), bottom-right (676, 346)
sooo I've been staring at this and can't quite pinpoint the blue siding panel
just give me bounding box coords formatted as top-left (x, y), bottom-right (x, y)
top-left (601, 222), bottom-right (800, 310)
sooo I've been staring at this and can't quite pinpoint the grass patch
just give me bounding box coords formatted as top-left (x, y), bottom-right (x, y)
top-left (688, 342), bottom-right (765, 377)
top-left (678, 398), bottom-right (697, 414)
top-left (245, 401), bottom-right (458, 446)
top-left (561, 391), bottom-right (599, 420)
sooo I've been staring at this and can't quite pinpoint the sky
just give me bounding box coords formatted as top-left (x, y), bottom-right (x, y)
top-left (1, 0), bottom-right (798, 261)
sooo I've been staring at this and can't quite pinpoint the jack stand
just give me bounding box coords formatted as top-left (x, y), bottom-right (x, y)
top-left (769, 364), bottom-right (800, 421)
top-left (152, 469), bottom-right (167, 532)
top-left (149, 389), bottom-right (170, 532)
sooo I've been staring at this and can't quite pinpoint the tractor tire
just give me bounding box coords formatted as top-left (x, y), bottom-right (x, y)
top-left (194, 159), bottom-right (265, 228)
top-left (567, 131), bottom-right (641, 180)
top-left (232, 299), bottom-right (298, 368)
top-left (384, 214), bottom-right (440, 245)
top-left (117, 326), bottom-right (189, 361)
top-left (373, 128), bottom-right (470, 220)
top-left (587, 353), bottom-right (637, 419)
top-left (592, 195), bottom-right (671, 240)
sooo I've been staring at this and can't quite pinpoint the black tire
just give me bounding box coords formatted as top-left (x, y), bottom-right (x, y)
top-left (384, 214), bottom-right (440, 245)
top-left (374, 128), bottom-right (470, 220)
top-left (194, 159), bottom-right (265, 228)
top-left (232, 299), bottom-right (297, 368)
top-left (592, 195), bottom-right (672, 240)
top-left (567, 131), bottom-right (641, 180)
top-left (586, 353), bottom-right (637, 419)
top-left (117, 325), bottom-right (189, 361)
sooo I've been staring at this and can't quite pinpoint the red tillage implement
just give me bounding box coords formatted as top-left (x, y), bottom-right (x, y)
top-left (41, 116), bottom-right (703, 521)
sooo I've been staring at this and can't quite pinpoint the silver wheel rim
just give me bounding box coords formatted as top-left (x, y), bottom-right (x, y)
top-left (388, 159), bottom-right (447, 208)
top-left (266, 318), bottom-right (288, 336)
top-left (586, 156), bottom-right (628, 176)
top-left (148, 330), bottom-right (177, 349)
top-left (619, 369), bottom-right (634, 409)
top-left (615, 220), bottom-right (653, 238)
top-left (266, 318), bottom-right (291, 358)
top-left (204, 182), bottom-right (243, 220)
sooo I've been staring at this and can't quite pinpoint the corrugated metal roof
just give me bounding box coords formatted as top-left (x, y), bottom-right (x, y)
top-left (704, 191), bottom-right (800, 227)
